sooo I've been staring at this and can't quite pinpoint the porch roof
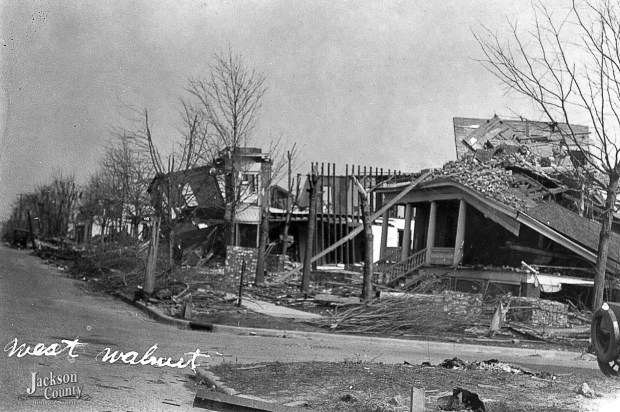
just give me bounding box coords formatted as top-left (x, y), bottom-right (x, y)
top-left (380, 178), bottom-right (620, 274)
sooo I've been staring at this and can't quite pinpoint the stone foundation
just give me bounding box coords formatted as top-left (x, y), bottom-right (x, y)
top-left (440, 291), bottom-right (484, 317)
top-left (508, 297), bottom-right (569, 327)
top-left (403, 291), bottom-right (484, 319)
top-left (266, 254), bottom-right (286, 272)
top-left (225, 246), bottom-right (258, 280)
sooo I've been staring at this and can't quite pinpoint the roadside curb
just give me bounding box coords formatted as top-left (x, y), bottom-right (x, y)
top-left (110, 292), bottom-right (214, 331)
top-left (110, 291), bottom-right (594, 369)
top-left (110, 291), bottom-right (322, 340)
top-left (110, 293), bottom-right (241, 396)
top-left (194, 368), bottom-right (237, 396)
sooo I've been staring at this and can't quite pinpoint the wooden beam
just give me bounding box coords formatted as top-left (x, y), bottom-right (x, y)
top-left (453, 199), bottom-right (467, 266)
top-left (504, 242), bottom-right (575, 259)
top-left (401, 204), bottom-right (413, 261)
top-left (380, 210), bottom-right (389, 259)
top-left (194, 390), bottom-right (304, 411)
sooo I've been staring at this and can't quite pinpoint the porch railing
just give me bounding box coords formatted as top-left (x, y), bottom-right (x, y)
top-left (374, 247), bottom-right (402, 272)
top-left (429, 247), bottom-right (455, 265)
top-left (375, 248), bottom-right (427, 285)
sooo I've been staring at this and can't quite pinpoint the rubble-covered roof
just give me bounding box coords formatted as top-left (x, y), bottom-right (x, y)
top-left (422, 152), bottom-right (563, 211)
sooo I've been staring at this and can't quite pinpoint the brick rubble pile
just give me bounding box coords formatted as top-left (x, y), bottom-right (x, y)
top-left (426, 155), bottom-right (532, 210)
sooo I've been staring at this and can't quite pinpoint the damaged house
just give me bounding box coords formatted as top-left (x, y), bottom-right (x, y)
top-left (374, 116), bottom-right (620, 307)
top-left (148, 147), bottom-right (272, 259)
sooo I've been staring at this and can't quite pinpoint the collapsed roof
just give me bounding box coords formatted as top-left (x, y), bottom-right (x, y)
top-left (453, 115), bottom-right (590, 162)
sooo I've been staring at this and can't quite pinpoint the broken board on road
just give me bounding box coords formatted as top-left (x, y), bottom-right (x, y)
top-left (194, 390), bottom-right (305, 411)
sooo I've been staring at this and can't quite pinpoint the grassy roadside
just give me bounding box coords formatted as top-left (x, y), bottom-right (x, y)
top-left (208, 360), bottom-right (620, 411)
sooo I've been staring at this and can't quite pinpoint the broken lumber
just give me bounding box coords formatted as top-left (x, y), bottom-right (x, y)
top-left (193, 389), bottom-right (304, 411)
top-left (274, 170), bottom-right (432, 283)
top-left (314, 293), bottom-right (361, 306)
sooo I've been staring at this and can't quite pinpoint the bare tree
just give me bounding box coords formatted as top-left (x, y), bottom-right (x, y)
top-left (80, 172), bottom-right (116, 244)
top-left (186, 48), bottom-right (267, 247)
top-left (131, 107), bottom-right (208, 267)
top-left (100, 134), bottom-right (153, 239)
top-left (474, 0), bottom-right (620, 310)
top-left (32, 172), bottom-right (80, 239)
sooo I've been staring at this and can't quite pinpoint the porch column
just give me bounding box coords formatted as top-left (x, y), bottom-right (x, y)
top-left (454, 199), bottom-right (467, 266)
top-left (425, 201), bottom-right (437, 264)
top-left (401, 204), bottom-right (413, 261)
top-left (380, 210), bottom-right (389, 259)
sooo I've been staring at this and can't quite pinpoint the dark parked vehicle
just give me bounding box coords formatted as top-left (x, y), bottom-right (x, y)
top-left (10, 229), bottom-right (31, 248)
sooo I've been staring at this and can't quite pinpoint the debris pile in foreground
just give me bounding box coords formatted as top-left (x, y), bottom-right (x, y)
top-left (306, 294), bottom-right (483, 335)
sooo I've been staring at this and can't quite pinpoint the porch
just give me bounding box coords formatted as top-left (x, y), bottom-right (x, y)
top-left (375, 199), bottom-right (467, 286)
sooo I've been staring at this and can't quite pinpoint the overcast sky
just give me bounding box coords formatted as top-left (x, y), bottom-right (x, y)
top-left (0, 0), bottom-right (566, 219)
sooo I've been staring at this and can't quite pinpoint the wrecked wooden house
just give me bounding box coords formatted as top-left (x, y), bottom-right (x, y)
top-left (372, 116), bottom-right (620, 307)
top-left (147, 147), bottom-right (273, 258)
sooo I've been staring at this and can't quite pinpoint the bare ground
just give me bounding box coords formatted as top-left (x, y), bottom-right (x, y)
top-left (208, 360), bottom-right (620, 411)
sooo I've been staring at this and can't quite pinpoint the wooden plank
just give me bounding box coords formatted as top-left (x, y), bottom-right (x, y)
top-left (410, 387), bottom-right (425, 412)
top-left (274, 171), bottom-right (431, 282)
top-left (314, 293), bottom-right (361, 305)
top-left (193, 390), bottom-right (304, 411)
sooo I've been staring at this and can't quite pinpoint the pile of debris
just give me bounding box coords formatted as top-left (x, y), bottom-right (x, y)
top-left (67, 244), bottom-right (149, 292)
top-left (428, 357), bottom-right (556, 379)
top-left (306, 294), bottom-right (483, 335)
top-left (35, 238), bottom-right (82, 263)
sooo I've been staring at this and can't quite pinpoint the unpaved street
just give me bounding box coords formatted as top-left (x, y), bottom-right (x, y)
top-left (0, 246), bottom-right (604, 411)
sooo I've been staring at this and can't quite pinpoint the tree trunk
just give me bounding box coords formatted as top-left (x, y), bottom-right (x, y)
top-left (301, 173), bottom-right (319, 293)
top-left (145, 216), bottom-right (160, 295)
top-left (281, 150), bottom-right (293, 258)
top-left (255, 206), bottom-right (269, 285)
top-left (27, 210), bottom-right (36, 250)
top-left (360, 192), bottom-right (374, 301)
top-left (592, 175), bottom-right (619, 311)
top-left (281, 211), bottom-right (292, 258)
top-left (168, 229), bottom-right (176, 271)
